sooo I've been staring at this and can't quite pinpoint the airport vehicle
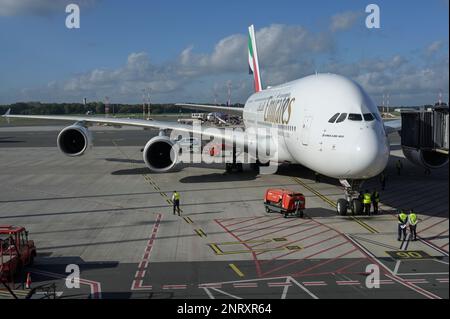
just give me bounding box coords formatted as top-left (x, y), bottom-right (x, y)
top-left (176, 137), bottom-right (201, 153)
top-left (264, 189), bottom-right (305, 218)
top-left (0, 225), bottom-right (36, 282)
top-left (3, 25), bottom-right (448, 216)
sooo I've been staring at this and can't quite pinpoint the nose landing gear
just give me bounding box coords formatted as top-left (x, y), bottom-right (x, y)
top-left (336, 179), bottom-right (365, 216)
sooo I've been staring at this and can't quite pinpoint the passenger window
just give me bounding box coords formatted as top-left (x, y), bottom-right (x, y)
top-left (363, 113), bottom-right (375, 121)
top-left (348, 114), bottom-right (363, 121)
top-left (328, 113), bottom-right (340, 123)
top-left (336, 113), bottom-right (347, 123)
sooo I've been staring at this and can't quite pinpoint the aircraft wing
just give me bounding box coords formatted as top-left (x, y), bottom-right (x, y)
top-left (175, 103), bottom-right (244, 116)
top-left (2, 109), bottom-right (254, 147)
top-left (383, 119), bottom-right (402, 135)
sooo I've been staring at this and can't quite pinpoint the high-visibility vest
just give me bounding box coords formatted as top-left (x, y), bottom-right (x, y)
top-left (398, 213), bottom-right (407, 224)
top-left (363, 193), bottom-right (372, 204)
top-left (409, 213), bottom-right (418, 226)
top-left (173, 192), bottom-right (180, 201)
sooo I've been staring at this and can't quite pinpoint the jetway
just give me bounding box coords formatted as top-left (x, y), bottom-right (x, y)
top-left (401, 107), bottom-right (449, 155)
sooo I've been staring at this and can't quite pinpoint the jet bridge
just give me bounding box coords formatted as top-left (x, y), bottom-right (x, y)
top-left (400, 107), bottom-right (449, 169)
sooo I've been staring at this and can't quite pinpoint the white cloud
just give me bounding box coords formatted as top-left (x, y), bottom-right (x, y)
top-left (330, 11), bottom-right (362, 32)
top-left (426, 40), bottom-right (445, 55)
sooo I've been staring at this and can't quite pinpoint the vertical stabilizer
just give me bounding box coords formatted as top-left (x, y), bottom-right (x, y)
top-left (248, 25), bottom-right (263, 92)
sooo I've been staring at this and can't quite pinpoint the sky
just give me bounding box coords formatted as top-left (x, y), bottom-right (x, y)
top-left (0, 0), bottom-right (448, 106)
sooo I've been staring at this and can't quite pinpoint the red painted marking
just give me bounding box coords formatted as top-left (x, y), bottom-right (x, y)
top-left (238, 218), bottom-right (301, 237)
top-left (256, 227), bottom-right (331, 257)
top-left (418, 219), bottom-right (447, 234)
top-left (30, 269), bottom-right (102, 299)
top-left (251, 222), bottom-right (321, 249)
top-left (268, 282), bottom-right (292, 287)
top-left (244, 219), bottom-right (312, 242)
top-left (292, 248), bottom-right (358, 277)
top-left (131, 213), bottom-right (162, 290)
top-left (231, 217), bottom-right (280, 232)
top-left (262, 241), bottom-right (349, 276)
top-left (261, 232), bottom-right (340, 263)
top-left (224, 216), bottom-right (266, 228)
top-left (215, 219), bottom-right (262, 277)
top-left (334, 259), bottom-right (365, 274)
top-left (163, 285), bottom-right (187, 290)
top-left (302, 281), bottom-right (327, 286)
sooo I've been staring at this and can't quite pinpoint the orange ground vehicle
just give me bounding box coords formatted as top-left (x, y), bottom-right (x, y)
top-left (264, 189), bottom-right (305, 218)
top-left (0, 225), bottom-right (36, 282)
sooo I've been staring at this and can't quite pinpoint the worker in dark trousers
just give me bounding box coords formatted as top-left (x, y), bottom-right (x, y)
top-left (397, 209), bottom-right (408, 241)
top-left (408, 210), bottom-right (418, 241)
top-left (396, 160), bottom-right (403, 176)
top-left (379, 172), bottom-right (386, 190)
top-left (363, 190), bottom-right (372, 216)
top-left (314, 172), bottom-right (320, 183)
top-left (371, 190), bottom-right (380, 214)
top-left (172, 191), bottom-right (180, 215)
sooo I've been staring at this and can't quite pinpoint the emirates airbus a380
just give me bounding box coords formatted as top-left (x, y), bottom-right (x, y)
top-left (3, 25), bottom-right (447, 216)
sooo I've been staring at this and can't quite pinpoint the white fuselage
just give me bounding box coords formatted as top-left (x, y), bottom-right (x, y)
top-left (242, 73), bottom-right (390, 180)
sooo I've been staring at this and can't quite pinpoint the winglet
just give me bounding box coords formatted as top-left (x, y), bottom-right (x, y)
top-left (2, 108), bottom-right (11, 117)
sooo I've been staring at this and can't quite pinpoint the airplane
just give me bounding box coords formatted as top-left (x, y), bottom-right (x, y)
top-left (3, 25), bottom-right (448, 216)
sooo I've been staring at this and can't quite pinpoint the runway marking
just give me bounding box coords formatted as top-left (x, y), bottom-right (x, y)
top-left (183, 216), bottom-right (194, 224)
top-left (131, 213), bottom-right (162, 291)
top-left (162, 284), bottom-right (187, 290)
top-left (195, 229), bottom-right (207, 238)
top-left (336, 280), bottom-right (361, 286)
top-left (30, 269), bottom-right (101, 299)
top-left (233, 283), bottom-right (258, 288)
top-left (301, 281), bottom-right (327, 286)
top-left (346, 235), bottom-right (443, 299)
top-left (229, 264), bottom-right (245, 277)
top-left (291, 177), bottom-right (379, 234)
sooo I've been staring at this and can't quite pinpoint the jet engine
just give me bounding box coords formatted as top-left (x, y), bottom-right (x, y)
top-left (143, 136), bottom-right (179, 172)
top-left (57, 124), bottom-right (92, 156)
top-left (402, 147), bottom-right (448, 169)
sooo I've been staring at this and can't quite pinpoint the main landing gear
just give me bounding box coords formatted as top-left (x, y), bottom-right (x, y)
top-left (336, 179), bottom-right (365, 216)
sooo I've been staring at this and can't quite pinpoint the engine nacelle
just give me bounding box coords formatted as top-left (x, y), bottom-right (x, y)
top-left (143, 136), bottom-right (179, 172)
top-left (57, 125), bottom-right (92, 157)
top-left (402, 147), bottom-right (449, 169)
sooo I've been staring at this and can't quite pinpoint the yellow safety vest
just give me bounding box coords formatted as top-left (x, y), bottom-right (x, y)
top-left (173, 193), bottom-right (180, 201)
top-left (363, 193), bottom-right (372, 204)
top-left (398, 213), bottom-right (407, 224)
top-left (409, 213), bottom-right (418, 226)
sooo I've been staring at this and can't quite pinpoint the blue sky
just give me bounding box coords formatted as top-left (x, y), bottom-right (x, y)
top-left (0, 0), bottom-right (448, 105)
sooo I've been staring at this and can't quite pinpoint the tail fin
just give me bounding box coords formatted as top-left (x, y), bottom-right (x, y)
top-left (248, 25), bottom-right (262, 92)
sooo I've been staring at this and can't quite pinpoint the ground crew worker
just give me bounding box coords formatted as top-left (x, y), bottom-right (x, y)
top-left (363, 190), bottom-right (372, 216)
top-left (396, 160), bottom-right (403, 176)
top-left (380, 172), bottom-right (386, 190)
top-left (371, 190), bottom-right (380, 214)
top-left (314, 172), bottom-right (320, 183)
top-left (172, 191), bottom-right (180, 215)
top-left (397, 209), bottom-right (408, 241)
top-left (408, 209), bottom-right (418, 241)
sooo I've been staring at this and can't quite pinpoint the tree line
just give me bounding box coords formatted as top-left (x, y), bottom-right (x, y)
top-left (0, 102), bottom-right (245, 115)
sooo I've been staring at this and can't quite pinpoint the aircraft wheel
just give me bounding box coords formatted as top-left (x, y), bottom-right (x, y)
top-left (337, 199), bottom-right (348, 216)
top-left (351, 199), bottom-right (363, 215)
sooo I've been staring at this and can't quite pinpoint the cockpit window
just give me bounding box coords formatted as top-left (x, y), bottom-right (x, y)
top-left (328, 113), bottom-right (340, 123)
top-left (336, 113), bottom-right (347, 123)
top-left (348, 113), bottom-right (363, 121)
top-left (363, 113), bottom-right (375, 121)
top-left (372, 112), bottom-right (381, 121)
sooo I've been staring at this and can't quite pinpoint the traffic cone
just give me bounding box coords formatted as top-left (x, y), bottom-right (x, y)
top-left (25, 272), bottom-right (31, 289)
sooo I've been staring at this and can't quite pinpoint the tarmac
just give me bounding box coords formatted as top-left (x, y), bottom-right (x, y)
top-left (0, 125), bottom-right (448, 299)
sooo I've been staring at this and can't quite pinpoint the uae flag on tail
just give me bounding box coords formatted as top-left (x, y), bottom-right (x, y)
top-left (248, 25), bottom-right (262, 93)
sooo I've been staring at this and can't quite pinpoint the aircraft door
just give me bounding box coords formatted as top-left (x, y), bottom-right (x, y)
top-left (302, 116), bottom-right (313, 146)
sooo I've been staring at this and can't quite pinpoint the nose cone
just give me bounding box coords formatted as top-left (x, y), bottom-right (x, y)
top-left (350, 126), bottom-right (389, 178)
